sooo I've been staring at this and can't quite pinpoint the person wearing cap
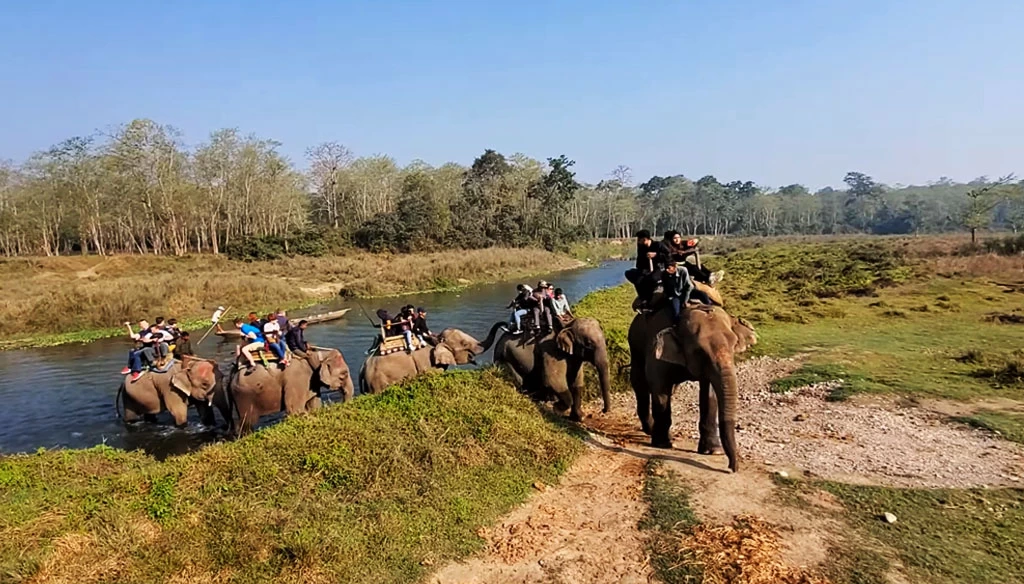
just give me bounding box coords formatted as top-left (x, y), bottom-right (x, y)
top-left (412, 307), bottom-right (432, 344)
top-left (506, 284), bottom-right (533, 334)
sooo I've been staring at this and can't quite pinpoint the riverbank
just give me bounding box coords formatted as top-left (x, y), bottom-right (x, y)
top-left (0, 370), bottom-right (584, 583)
top-left (0, 248), bottom-right (596, 350)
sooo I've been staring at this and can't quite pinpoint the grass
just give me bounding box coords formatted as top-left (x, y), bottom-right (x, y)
top-left (639, 460), bottom-right (702, 584)
top-left (955, 410), bottom-right (1024, 445)
top-left (0, 369), bottom-right (582, 583)
top-left (819, 482), bottom-right (1024, 584)
top-left (0, 247), bottom-right (583, 349)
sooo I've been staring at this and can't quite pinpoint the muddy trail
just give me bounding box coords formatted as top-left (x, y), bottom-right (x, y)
top-left (431, 357), bottom-right (1024, 583)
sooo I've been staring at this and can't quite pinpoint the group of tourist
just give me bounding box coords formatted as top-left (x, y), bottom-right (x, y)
top-left (232, 310), bottom-right (312, 369)
top-left (121, 317), bottom-right (193, 381)
top-left (506, 280), bottom-right (574, 335)
top-left (375, 305), bottom-right (433, 353)
top-left (624, 230), bottom-right (725, 323)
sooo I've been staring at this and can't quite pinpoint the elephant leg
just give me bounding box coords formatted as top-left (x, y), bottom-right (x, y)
top-left (305, 395), bottom-right (322, 412)
top-left (697, 380), bottom-right (722, 455)
top-left (566, 360), bottom-right (584, 422)
top-left (168, 395), bottom-right (190, 427)
top-left (195, 400), bottom-right (215, 427)
top-left (234, 398), bottom-right (257, 436)
top-left (631, 361), bottom-right (653, 435)
top-left (122, 394), bottom-right (144, 423)
top-left (650, 388), bottom-right (674, 449)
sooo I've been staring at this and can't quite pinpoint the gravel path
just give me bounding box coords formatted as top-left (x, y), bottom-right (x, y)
top-left (652, 356), bottom-right (1024, 488)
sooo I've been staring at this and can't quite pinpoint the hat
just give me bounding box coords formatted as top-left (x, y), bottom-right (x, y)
top-left (417, 307), bottom-right (426, 313)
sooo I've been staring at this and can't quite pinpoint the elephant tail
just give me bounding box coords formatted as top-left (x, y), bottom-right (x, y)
top-left (115, 382), bottom-right (126, 423)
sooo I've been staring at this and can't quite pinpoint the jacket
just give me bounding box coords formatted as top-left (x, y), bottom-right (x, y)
top-left (635, 240), bottom-right (667, 272)
top-left (286, 327), bottom-right (307, 352)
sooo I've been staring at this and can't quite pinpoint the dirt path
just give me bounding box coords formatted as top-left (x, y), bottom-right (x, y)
top-left (432, 356), bottom-right (1024, 583)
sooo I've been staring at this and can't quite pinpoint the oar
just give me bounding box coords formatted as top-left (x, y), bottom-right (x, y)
top-left (197, 305), bottom-right (231, 346)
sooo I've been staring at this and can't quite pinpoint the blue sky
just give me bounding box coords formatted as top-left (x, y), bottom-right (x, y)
top-left (1, 0), bottom-right (1021, 188)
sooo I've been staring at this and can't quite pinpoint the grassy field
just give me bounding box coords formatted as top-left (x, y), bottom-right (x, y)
top-left (574, 235), bottom-right (1024, 583)
top-left (0, 247), bottom-right (588, 349)
top-left (0, 370), bottom-right (582, 583)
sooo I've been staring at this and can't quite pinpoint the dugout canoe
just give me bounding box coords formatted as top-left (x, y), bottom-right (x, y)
top-left (214, 308), bottom-right (350, 338)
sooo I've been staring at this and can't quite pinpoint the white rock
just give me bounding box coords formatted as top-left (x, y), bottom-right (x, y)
top-left (883, 512), bottom-right (898, 524)
top-left (776, 470), bottom-right (789, 479)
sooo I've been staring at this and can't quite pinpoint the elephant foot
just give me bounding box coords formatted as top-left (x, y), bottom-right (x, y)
top-left (552, 402), bottom-right (570, 414)
top-left (650, 438), bottom-right (673, 450)
top-left (698, 439), bottom-right (724, 456)
top-left (728, 457), bottom-right (740, 473)
top-left (568, 411), bottom-right (582, 423)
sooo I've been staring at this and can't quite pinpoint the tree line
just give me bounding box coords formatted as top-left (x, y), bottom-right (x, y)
top-left (1, 118), bottom-right (1021, 257)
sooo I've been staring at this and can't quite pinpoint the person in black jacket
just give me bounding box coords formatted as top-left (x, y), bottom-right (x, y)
top-left (412, 307), bottom-right (432, 344)
top-left (624, 230), bottom-right (666, 306)
top-left (660, 231), bottom-right (723, 285)
top-left (506, 284), bottom-right (533, 334)
top-left (286, 320), bottom-right (310, 358)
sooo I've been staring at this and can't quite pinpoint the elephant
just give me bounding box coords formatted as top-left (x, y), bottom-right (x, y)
top-left (492, 317), bottom-right (612, 422)
top-left (224, 348), bottom-right (355, 435)
top-left (116, 356), bottom-right (223, 427)
top-left (359, 323), bottom-right (504, 394)
top-left (627, 300), bottom-right (756, 473)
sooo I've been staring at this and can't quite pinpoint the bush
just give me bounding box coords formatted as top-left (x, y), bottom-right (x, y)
top-left (225, 228), bottom-right (344, 261)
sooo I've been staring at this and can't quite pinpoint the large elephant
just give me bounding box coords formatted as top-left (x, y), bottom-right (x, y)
top-left (359, 323), bottom-right (504, 394)
top-left (628, 301), bottom-right (756, 472)
top-left (225, 348), bottom-right (355, 435)
top-left (116, 356), bottom-right (223, 427)
top-left (492, 317), bottom-right (612, 421)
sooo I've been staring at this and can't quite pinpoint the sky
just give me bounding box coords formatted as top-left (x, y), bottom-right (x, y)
top-left (0, 0), bottom-right (1021, 189)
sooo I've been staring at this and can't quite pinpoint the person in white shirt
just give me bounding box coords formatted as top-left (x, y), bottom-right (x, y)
top-left (262, 312), bottom-right (289, 366)
top-left (551, 287), bottom-right (573, 323)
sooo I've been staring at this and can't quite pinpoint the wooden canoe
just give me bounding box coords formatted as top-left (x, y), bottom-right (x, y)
top-left (214, 308), bottom-right (350, 338)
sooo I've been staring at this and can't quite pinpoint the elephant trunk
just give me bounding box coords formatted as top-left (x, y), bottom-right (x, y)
top-left (716, 361), bottom-right (740, 473)
top-left (478, 321), bottom-right (506, 353)
top-left (594, 346), bottom-right (612, 414)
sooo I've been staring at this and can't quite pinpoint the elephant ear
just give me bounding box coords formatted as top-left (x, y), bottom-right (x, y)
top-left (556, 328), bottom-right (575, 355)
top-left (731, 317), bottom-right (758, 354)
top-left (653, 327), bottom-right (687, 365)
top-left (170, 370), bottom-right (192, 398)
top-left (432, 344), bottom-right (456, 366)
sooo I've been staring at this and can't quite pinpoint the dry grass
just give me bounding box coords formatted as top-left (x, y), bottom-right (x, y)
top-left (676, 515), bottom-right (829, 584)
top-left (0, 248), bottom-right (581, 341)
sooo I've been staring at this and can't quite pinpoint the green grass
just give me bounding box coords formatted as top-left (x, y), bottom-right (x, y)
top-left (0, 369), bottom-right (582, 583)
top-left (820, 483), bottom-right (1024, 584)
top-left (639, 460), bottom-right (702, 584)
top-left (955, 410), bottom-right (1024, 445)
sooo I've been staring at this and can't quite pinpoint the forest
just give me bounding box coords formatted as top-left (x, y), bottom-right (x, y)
top-left (1, 118), bottom-right (1022, 258)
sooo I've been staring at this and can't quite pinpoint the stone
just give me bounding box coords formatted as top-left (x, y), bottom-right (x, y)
top-left (883, 512), bottom-right (898, 524)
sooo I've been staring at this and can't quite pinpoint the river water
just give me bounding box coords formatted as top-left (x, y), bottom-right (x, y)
top-left (0, 260), bottom-right (631, 459)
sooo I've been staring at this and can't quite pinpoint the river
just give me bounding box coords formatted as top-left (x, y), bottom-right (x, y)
top-left (0, 260), bottom-right (631, 459)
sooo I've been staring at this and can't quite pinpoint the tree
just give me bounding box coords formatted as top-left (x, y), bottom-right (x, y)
top-left (961, 175), bottom-right (1017, 243)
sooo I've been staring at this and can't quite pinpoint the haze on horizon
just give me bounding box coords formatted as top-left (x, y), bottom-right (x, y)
top-left (1, 0), bottom-right (1021, 189)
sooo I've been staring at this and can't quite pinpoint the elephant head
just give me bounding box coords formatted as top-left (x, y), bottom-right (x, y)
top-left (554, 318), bottom-right (612, 414)
top-left (312, 349), bottom-right (355, 401)
top-left (651, 306), bottom-right (742, 473)
top-left (436, 322), bottom-right (504, 365)
top-left (430, 343), bottom-right (457, 367)
top-left (171, 358), bottom-right (221, 404)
